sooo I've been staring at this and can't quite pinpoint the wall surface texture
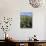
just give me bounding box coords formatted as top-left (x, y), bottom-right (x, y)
top-left (0, 0), bottom-right (46, 40)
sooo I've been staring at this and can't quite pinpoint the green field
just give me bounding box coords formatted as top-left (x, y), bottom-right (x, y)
top-left (20, 16), bottom-right (32, 28)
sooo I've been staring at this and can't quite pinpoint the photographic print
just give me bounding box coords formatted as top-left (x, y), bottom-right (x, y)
top-left (20, 12), bottom-right (32, 28)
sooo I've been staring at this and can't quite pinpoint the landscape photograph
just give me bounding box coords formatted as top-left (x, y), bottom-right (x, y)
top-left (20, 12), bottom-right (32, 28)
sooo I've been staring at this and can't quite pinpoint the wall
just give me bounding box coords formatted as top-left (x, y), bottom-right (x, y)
top-left (0, 0), bottom-right (46, 40)
top-left (44, 15), bottom-right (46, 40)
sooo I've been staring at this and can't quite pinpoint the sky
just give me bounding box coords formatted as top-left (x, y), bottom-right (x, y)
top-left (20, 12), bottom-right (32, 16)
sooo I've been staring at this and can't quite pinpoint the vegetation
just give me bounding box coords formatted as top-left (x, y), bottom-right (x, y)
top-left (20, 15), bottom-right (32, 28)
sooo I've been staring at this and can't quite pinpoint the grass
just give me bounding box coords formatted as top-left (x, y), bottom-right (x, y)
top-left (20, 15), bottom-right (32, 28)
